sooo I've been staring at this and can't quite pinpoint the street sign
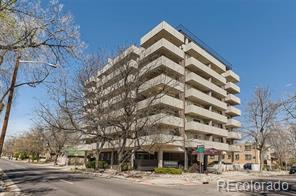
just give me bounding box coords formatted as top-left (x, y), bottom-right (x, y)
top-left (195, 145), bottom-right (205, 153)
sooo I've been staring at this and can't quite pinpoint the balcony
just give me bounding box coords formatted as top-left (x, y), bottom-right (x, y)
top-left (225, 94), bottom-right (240, 105)
top-left (102, 75), bottom-right (134, 96)
top-left (186, 139), bottom-right (229, 151)
top-left (101, 60), bottom-right (137, 86)
top-left (138, 94), bottom-right (183, 110)
top-left (140, 21), bottom-right (184, 48)
top-left (185, 57), bottom-right (226, 86)
top-left (98, 45), bottom-right (140, 76)
top-left (85, 77), bottom-right (96, 87)
top-left (140, 56), bottom-right (184, 76)
top-left (227, 131), bottom-right (242, 140)
top-left (185, 104), bottom-right (227, 124)
top-left (185, 121), bottom-right (228, 137)
top-left (185, 87), bottom-right (227, 111)
top-left (143, 38), bottom-right (184, 62)
top-left (226, 119), bottom-right (241, 128)
top-left (139, 74), bottom-right (184, 94)
top-left (222, 70), bottom-right (240, 83)
top-left (145, 113), bottom-right (183, 128)
top-left (225, 82), bottom-right (240, 94)
top-left (226, 106), bottom-right (241, 116)
top-left (186, 72), bottom-right (227, 98)
top-left (229, 145), bottom-right (241, 152)
top-left (184, 42), bottom-right (226, 73)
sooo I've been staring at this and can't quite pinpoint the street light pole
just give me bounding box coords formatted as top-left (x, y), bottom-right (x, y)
top-left (0, 58), bottom-right (58, 156)
top-left (0, 55), bottom-right (21, 155)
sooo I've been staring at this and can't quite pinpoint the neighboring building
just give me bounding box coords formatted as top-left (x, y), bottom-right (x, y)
top-left (228, 143), bottom-right (272, 168)
top-left (83, 21), bottom-right (241, 169)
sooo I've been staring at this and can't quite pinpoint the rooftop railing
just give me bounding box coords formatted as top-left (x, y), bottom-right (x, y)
top-left (176, 24), bottom-right (232, 70)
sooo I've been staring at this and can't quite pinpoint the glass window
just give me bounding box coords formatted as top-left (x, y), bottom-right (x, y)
top-left (245, 145), bottom-right (252, 151)
top-left (245, 154), bottom-right (252, 160)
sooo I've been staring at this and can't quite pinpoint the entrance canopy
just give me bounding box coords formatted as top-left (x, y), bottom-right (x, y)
top-left (192, 148), bottom-right (221, 156)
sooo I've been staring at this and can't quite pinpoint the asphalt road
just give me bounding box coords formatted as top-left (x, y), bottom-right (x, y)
top-left (0, 159), bottom-right (236, 196)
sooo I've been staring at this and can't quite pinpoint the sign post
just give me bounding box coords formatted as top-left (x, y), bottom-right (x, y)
top-left (195, 145), bottom-right (205, 173)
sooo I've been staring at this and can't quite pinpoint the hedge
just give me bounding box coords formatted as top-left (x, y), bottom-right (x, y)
top-left (154, 167), bottom-right (182, 174)
top-left (86, 160), bottom-right (108, 169)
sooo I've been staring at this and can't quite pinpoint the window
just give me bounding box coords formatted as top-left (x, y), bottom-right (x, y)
top-left (245, 145), bottom-right (252, 151)
top-left (228, 154), bottom-right (232, 159)
top-left (235, 154), bottom-right (239, 160)
top-left (245, 154), bottom-right (252, 160)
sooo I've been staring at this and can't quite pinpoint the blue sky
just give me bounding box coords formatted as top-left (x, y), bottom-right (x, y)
top-left (7, 0), bottom-right (296, 136)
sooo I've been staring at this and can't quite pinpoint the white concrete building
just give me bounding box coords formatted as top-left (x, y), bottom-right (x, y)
top-left (84, 21), bottom-right (241, 170)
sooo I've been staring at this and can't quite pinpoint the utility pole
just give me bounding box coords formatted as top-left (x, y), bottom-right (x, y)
top-left (0, 55), bottom-right (21, 155)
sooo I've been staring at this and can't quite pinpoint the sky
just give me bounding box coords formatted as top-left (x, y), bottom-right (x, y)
top-left (7, 0), bottom-right (296, 136)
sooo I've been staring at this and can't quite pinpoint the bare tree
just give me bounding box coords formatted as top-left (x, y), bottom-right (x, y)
top-left (243, 87), bottom-right (279, 171)
top-left (268, 124), bottom-right (291, 170)
top-left (70, 53), bottom-right (111, 169)
top-left (288, 124), bottom-right (296, 159)
top-left (103, 47), bottom-right (182, 171)
top-left (0, 0), bottom-right (84, 155)
top-left (34, 52), bottom-right (112, 169)
top-left (36, 46), bottom-right (182, 171)
top-left (283, 94), bottom-right (296, 121)
top-left (35, 105), bottom-right (80, 165)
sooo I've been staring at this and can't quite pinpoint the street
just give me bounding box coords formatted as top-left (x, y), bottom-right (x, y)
top-left (1, 159), bottom-right (296, 196)
top-left (0, 159), bottom-right (236, 196)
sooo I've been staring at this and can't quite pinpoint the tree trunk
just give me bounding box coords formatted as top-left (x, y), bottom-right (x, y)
top-left (54, 154), bottom-right (58, 166)
top-left (184, 148), bottom-right (188, 171)
top-left (95, 149), bottom-right (100, 170)
top-left (259, 149), bottom-right (263, 172)
top-left (117, 150), bottom-right (122, 172)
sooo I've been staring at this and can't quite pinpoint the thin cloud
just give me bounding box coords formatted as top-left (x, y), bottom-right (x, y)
top-left (285, 83), bottom-right (293, 87)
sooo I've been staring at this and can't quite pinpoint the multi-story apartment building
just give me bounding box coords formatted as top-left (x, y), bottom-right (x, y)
top-left (227, 143), bottom-right (272, 168)
top-left (83, 21), bottom-right (241, 170)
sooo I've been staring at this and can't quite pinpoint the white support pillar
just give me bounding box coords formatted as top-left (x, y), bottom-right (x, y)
top-left (130, 150), bottom-right (135, 169)
top-left (158, 150), bottom-right (163, 168)
top-left (110, 151), bottom-right (114, 169)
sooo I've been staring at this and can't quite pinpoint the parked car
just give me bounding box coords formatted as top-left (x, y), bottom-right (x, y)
top-left (289, 166), bottom-right (296, 174)
top-left (207, 161), bottom-right (226, 174)
top-left (243, 163), bottom-right (252, 170)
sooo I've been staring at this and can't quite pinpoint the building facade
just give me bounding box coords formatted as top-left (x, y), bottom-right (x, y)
top-left (84, 21), bottom-right (241, 169)
top-left (230, 143), bottom-right (272, 167)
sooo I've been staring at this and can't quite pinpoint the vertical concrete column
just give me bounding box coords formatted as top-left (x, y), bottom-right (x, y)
top-left (130, 152), bottom-right (135, 169)
top-left (110, 151), bottom-right (114, 169)
top-left (209, 105), bottom-right (213, 111)
top-left (231, 152), bottom-right (234, 163)
top-left (209, 135), bottom-right (213, 141)
top-left (158, 150), bottom-right (163, 168)
top-left (222, 137), bottom-right (227, 143)
top-left (84, 151), bottom-right (87, 168)
top-left (208, 120), bottom-right (213, 126)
